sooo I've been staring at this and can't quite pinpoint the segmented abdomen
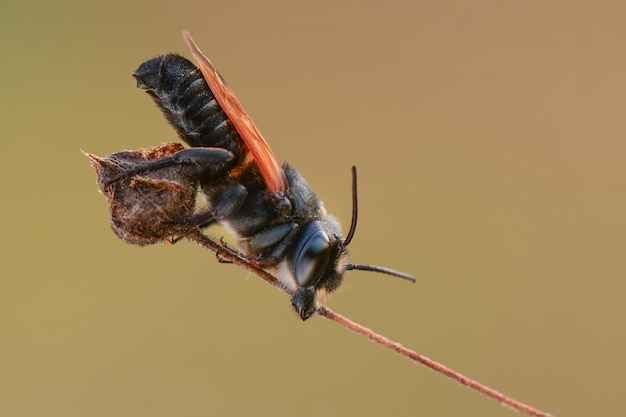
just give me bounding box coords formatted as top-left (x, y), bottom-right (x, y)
top-left (133, 54), bottom-right (245, 159)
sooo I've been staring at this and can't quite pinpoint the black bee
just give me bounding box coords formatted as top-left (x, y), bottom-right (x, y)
top-left (108, 32), bottom-right (413, 320)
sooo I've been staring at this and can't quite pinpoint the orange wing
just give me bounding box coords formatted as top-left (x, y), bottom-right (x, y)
top-left (183, 30), bottom-right (287, 196)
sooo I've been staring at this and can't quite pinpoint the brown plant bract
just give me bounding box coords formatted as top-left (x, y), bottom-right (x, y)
top-left (85, 143), bottom-right (200, 245)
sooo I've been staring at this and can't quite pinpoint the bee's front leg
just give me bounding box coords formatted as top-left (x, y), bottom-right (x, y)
top-left (245, 222), bottom-right (299, 266)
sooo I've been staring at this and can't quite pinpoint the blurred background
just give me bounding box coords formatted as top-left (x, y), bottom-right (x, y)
top-left (1, 1), bottom-right (623, 416)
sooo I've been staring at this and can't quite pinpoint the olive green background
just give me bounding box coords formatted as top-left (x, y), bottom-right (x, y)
top-left (1, 1), bottom-right (623, 416)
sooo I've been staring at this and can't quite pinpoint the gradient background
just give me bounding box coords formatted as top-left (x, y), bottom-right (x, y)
top-left (1, 1), bottom-right (623, 416)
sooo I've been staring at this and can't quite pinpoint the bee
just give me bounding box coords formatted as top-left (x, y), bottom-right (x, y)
top-left (107, 31), bottom-right (413, 320)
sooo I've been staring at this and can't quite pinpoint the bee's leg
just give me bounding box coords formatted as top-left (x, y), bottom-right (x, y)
top-left (247, 222), bottom-right (299, 265)
top-left (211, 184), bottom-right (248, 220)
top-left (165, 183), bottom-right (248, 232)
top-left (105, 147), bottom-right (234, 186)
top-left (169, 211), bottom-right (216, 228)
top-left (158, 212), bottom-right (215, 246)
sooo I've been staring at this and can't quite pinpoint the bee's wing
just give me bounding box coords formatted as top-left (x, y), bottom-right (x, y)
top-left (183, 31), bottom-right (287, 196)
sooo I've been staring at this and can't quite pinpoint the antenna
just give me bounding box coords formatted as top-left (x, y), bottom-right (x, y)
top-left (346, 263), bottom-right (416, 283)
top-left (343, 166), bottom-right (358, 246)
top-left (343, 166), bottom-right (414, 283)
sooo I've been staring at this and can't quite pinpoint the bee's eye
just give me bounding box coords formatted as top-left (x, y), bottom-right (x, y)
top-left (295, 231), bottom-right (331, 287)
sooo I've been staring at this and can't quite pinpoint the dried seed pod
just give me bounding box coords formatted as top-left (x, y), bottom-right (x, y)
top-left (85, 143), bottom-right (200, 246)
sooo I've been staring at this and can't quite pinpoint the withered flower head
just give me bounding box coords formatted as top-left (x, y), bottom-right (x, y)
top-left (85, 143), bottom-right (200, 246)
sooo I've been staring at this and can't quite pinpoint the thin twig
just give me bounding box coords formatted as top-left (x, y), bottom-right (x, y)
top-left (187, 230), bottom-right (552, 417)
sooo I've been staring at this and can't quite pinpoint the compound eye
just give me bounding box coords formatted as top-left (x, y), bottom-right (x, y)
top-left (295, 231), bottom-right (331, 287)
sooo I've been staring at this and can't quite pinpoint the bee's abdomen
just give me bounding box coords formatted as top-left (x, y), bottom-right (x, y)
top-left (133, 54), bottom-right (243, 155)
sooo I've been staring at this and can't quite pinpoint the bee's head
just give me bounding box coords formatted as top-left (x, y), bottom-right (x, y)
top-left (282, 166), bottom-right (414, 321)
top-left (287, 218), bottom-right (349, 321)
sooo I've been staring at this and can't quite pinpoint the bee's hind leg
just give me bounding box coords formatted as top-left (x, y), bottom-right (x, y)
top-left (104, 147), bottom-right (234, 187)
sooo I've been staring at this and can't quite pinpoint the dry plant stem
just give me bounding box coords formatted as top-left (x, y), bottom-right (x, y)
top-left (316, 307), bottom-right (552, 417)
top-left (187, 230), bottom-right (552, 417)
